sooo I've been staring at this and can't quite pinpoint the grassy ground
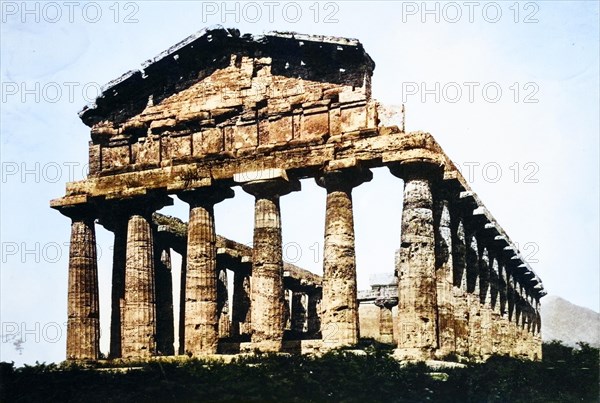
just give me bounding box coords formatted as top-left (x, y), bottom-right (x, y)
top-left (1, 341), bottom-right (597, 402)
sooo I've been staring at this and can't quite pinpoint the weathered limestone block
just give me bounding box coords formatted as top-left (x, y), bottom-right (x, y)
top-left (240, 173), bottom-right (300, 352)
top-left (102, 143), bottom-right (131, 170)
top-left (192, 128), bottom-right (224, 156)
top-left (162, 134), bottom-right (192, 161)
top-left (133, 136), bottom-right (160, 167)
top-left (122, 214), bottom-right (157, 358)
top-left (316, 167), bottom-right (372, 348)
top-left (62, 209), bottom-right (100, 360)
top-left (301, 108), bottom-right (330, 141)
top-left (340, 103), bottom-right (367, 133)
top-left (261, 116), bottom-right (293, 145)
top-left (155, 246), bottom-right (174, 356)
top-left (390, 161), bottom-right (442, 360)
top-left (88, 143), bottom-right (101, 175)
top-left (179, 185), bottom-right (234, 355)
top-left (225, 123), bottom-right (258, 151)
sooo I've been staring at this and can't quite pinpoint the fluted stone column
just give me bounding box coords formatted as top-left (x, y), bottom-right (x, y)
top-left (109, 219), bottom-right (126, 358)
top-left (375, 297), bottom-right (397, 344)
top-left (217, 269), bottom-right (231, 339)
top-left (479, 248), bottom-right (493, 359)
top-left (466, 231), bottom-right (481, 358)
top-left (121, 194), bottom-right (173, 358)
top-left (389, 161), bottom-right (442, 360)
top-left (178, 185), bottom-right (234, 355)
top-left (122, 214), bottom-right (157, 357)
top-left (316, 167), bottom-right (372, 348)
top-left (178, 251), bottom-right (187, 355)
top-left (452, 218), bottom-right (469, 357)
top-left (241, 173), bottom-right (300, 352)
top-left (291, 292), bottom-right (308, 335)
top-left (489, 258), bottom-right (503, 356)
top-left (497, 262), bottom-right (510, 356)
top-left (232, 266), bottom-right (252, 339)
top-left (306, 291), bottom-right (322, 338)
top-left (434, 195), bottom-right (455, 358)
top-left (60, 206), bottom-right (100, 360)
top-left (155, 245), bottom-right (174, 356)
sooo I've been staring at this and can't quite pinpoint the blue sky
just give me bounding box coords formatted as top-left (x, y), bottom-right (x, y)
top-left (1, 1), bottom-right (598, 365)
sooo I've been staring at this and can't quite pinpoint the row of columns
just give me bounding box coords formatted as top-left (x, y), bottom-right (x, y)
top-left (391, 160), bottom-right (542, 360)
top-left (59, 165), bottom-right (372, 359)
top-left (60, 161), bottom-right (541, 361)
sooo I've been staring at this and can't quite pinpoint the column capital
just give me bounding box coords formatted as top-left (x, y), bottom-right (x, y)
top-left (242, 177), bottom-right (301, 198)
top-left (388, 158), bottom-right (444, 181)
top-left (374, 297), bottom-right (398, 309)
top-left (54, 203), bottom-right (96, 221)
top-left (177, 184), bottom-right (234, 208)
top-left (315, 166), bottom-right (373, 192)
top-left (97, 192), bottom-right (173, 231)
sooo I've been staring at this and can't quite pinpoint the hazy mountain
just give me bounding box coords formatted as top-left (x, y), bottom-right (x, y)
top-left (541, 295), bottom-right (600, 348)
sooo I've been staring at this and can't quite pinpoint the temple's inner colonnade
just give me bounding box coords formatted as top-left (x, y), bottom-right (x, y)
top-left (51, 27), bottom-right (544, 362)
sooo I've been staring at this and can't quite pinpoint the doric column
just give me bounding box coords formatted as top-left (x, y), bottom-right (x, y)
top-left (121, 194), bottom-right (173, 358)
top-left (155, 244), bottom-right (174, 356)
top-left (178, 185), bottom-right (234, 355)
top-left (434, 193), bottom-right (455, 358)
top-left (451, 217), bottom-right (469, 357)
top-left (239, 170), bottom-right (300, 352)
top-left (306, 290), bottom-right (322, 338)
top-left (231, 266), bottom-right (252, 339)
top-left (316, 166), bottom-right (372, 348)
top-left (389, 160), bottom-right (442, 360)
top-left (109, 219), bottom-right (126, 358)
top-left (178, 251), bottom-right (187, 355)
top-left (375, 297), bottom-right (397, 344)
top-left (291, 291), bottom-right (308, 336)
top-left (497, 262), bottom-right (510, 356)
top-left (217, 269), bottom-right (231, 339)
top-left (489, 257), bottom-right (503, 356)
top-left (58, 205), bottom-right (100, 360)
top-left (479, 248), bottom-right (493, 359)
top-left (466, 231), bottom-right (481, 358)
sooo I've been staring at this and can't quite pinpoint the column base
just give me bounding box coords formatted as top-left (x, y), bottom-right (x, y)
top-left (393, 347), bottom-right (434, 361)
top-left (251, 339), bottom-right (283, 353)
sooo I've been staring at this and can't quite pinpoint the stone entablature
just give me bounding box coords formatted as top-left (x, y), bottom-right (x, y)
top-left (51, 27), bottom-right (544, 362)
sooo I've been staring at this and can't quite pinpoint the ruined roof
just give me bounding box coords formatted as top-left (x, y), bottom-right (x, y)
top-left (79, 26), bottom-right (375, 127)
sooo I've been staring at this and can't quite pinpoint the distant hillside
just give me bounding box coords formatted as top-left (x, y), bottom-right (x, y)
top-left (541, 295), bottom-right (600, 348)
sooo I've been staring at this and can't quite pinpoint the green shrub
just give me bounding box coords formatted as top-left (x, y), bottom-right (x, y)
top-left (1, 342), bottom-right (597, 402)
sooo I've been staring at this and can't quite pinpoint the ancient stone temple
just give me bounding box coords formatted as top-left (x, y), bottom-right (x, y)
top-left (51, 26), bottom-right (545, 362)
